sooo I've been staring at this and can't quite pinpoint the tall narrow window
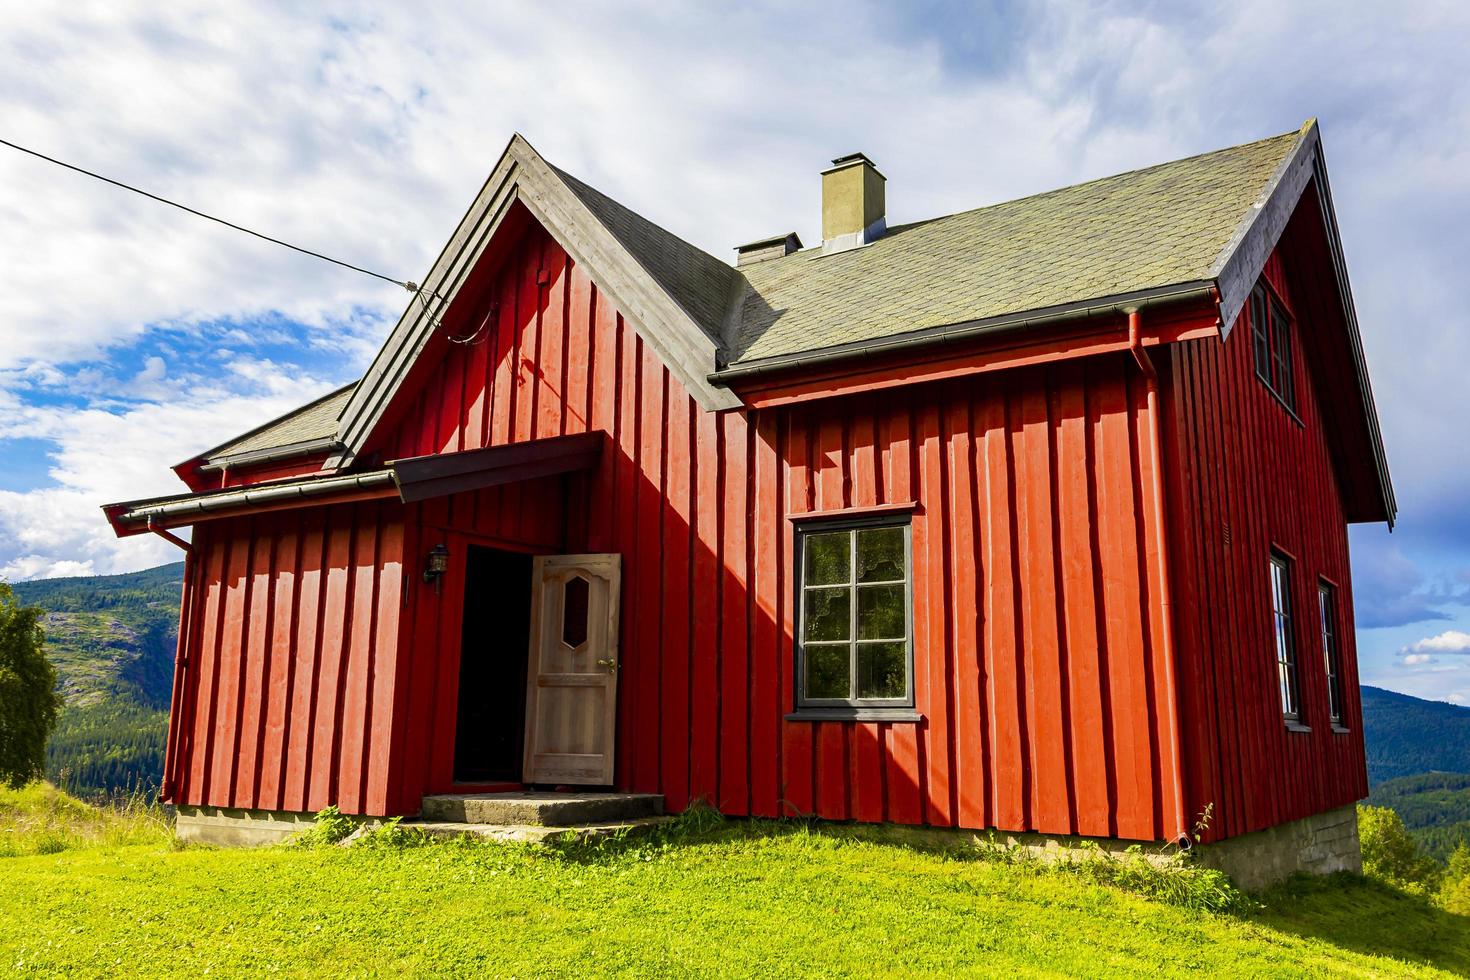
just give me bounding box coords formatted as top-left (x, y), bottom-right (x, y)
top-left (1319, 582), bottom-right (1344, 727)
top-left (1270, 551), bottom-right (1301, 723)
top-left (1250, 281), bottom-right (1297, 413)
top-left (796, 519), bottom-right (913, 710)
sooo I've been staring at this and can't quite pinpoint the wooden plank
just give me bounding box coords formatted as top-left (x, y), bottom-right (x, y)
top-left (1093, 364), bottom-right (1154, 840)
top-left (1055, 366), bottom-right (1110, 837)
top-left (1017, 378), bottom-right (1070, 834)
top-left (186, 531), bottom-right (228, 805)
top-left (661, 392), bottom-right (693, 810)
top-left (690, 404), bottom-right (722, 806)
top-left (537, 243), bottom-right (568, 440)
top-left (631, 343), bottom-right (666, 792)
top-left (719, 411), bottom-right (752, 815)
top-left (235, 526), bottom-right (275, 808)
top-left (308, 511), bottom-right (353, 810)
top-left (366, 515), bottom-right (405, 814)
top-left (946, 394), bottom-right (986, 830)
top-left (979, 387), bottom-right (1025, 831)
top-left (211, 524), bottom-right (251, 806)
top-left (749, 410), bottom-right (780, 816)
top-left (283, 517), bottom-right (325, 812)
top-left (915, 400), bottom-right (953, 825)
top-left (259, 518), bottom-right (300, 811)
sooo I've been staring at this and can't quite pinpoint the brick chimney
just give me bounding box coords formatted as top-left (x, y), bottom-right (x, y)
top-left (821, 152), bottom-right (885, 254)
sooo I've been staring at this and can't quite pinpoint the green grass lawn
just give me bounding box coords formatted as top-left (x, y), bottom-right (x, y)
top-left (2, 788), bottom-right (1468, 977)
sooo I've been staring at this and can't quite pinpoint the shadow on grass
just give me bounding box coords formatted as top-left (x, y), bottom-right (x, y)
top-left (1256, 871), bottom-right (1470, 975)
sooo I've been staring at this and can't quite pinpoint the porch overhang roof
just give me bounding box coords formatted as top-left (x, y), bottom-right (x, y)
top-left (103, 432), bottom-right (604, 537)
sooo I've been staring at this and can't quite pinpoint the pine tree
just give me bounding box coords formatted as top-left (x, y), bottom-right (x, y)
top-left (0, 582), bottom-right (62, 787)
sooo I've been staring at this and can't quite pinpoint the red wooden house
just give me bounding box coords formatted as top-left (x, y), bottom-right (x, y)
top-left (106, 119), bottom-right (1392, 877)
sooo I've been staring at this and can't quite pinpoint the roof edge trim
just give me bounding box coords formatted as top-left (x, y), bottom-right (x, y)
top-left (711, 280), bottom-right (1219, 383)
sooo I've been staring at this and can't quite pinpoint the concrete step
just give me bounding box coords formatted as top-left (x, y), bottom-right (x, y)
top-left (408, 815), bottom-right (671, 845)
top-left (419, 791), bottom-right (664, 827)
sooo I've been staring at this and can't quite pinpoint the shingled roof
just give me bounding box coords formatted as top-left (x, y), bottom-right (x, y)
top-left (731, 129), bottom-right (1300, 364)
top-left (197, 383), bottom-right (353, 463)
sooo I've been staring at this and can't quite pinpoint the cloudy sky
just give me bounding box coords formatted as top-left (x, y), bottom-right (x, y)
top-left (2, 1), bottom-right (1468, 702)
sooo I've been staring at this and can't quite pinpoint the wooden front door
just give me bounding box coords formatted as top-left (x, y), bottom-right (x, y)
top-left (523, 554), bottom-right (621, 785)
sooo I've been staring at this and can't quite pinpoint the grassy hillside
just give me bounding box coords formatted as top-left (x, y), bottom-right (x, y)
top-left (10, 563), bottom-right (182, 798)
top-left (2, 788), bottom-right (1469, 977)
top-left (1363, 686), bottom-right (1470, 784)
top-left (1369, 772), bottom-right (1470, 863)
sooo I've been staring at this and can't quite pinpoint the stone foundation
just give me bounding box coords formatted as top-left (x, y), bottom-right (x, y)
top-left (1196, 804), bottom-right (1361, 891)
top-left (175, 805), bottom-right (379, 847)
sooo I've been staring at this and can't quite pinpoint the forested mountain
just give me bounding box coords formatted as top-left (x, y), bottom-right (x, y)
top-left (1366, 771), bottom-right (1470, 862)
top-left (11, 563), bottom-right (182, 798)
top-left (1362, 685), bottom-right (1470, 784)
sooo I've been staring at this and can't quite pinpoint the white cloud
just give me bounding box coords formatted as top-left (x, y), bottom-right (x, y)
top-left (1403, 653), bottom-right (1435, 666)
top-left (1402, 630), bottom-right (1470, 657)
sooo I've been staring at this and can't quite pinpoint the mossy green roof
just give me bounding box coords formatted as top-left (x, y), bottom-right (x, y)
top-left (730, 128), bottom-right (1303, 364)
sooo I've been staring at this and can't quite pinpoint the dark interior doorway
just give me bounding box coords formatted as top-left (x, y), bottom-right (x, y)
top-left (453, 546), bottom-right (533, 783)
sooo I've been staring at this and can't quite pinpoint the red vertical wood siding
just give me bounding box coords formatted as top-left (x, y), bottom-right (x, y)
top-left (167, 502), bottom-right (405, 815)
top-left (164, 217), bottom-right (1259, 845)
top-left (358, 221), bottom-right (1178, 836)
top-left (1164, 241), bottom-right (1366, 843)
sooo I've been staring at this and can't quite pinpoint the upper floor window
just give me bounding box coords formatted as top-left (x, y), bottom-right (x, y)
top-left (1270, 550), bottom-right (1302, 724)
top-left (1319, 581), bottom-right (1344, 728)
top-left (795, 518), bottom-right (913, 711)
top-left (1250, 282), bottom-right (1296, 413)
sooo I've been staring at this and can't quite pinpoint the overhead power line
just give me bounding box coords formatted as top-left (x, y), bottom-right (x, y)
top-left (0, 135), bottom-right (419, 292)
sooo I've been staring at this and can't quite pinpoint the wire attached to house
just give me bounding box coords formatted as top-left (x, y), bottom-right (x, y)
top-left (0, 135), bottom-right (418, 293)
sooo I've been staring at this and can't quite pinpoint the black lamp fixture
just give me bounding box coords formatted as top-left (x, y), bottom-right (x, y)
top-left (423, 543), bottom-right (450, 593)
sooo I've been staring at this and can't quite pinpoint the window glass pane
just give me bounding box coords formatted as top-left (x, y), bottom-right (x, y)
top-left (561, 575), bottom-right (590, 648)
top-left (857, 526), bottom-right (905, 582)
top-left (1252, 290), bottom-right (1272, 381)
top-left (806, 644), bottom-right (851, 699)
top-left (857, 642), bottom-right (907, 699)
top-left (804, 587), bottom-right (850, 641)
top-left (1273, 301), bottom-right (1295, 409)
top-left (857, 584), bottom-right (905, 640)
top-left (804, 531), bottom-right (850, 586)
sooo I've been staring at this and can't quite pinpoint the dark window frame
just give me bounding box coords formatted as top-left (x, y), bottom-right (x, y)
top-left (1319, 580), bottom-right (1346, 730)
top-left (1249, 280), bottom-right (1298, 416)
top-left (1269, 549), bottom-right (1305, 727)
top-left (790, 514), bottom-right (916, 720)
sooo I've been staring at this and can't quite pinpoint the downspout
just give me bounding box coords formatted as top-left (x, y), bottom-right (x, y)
top-left (148, 518), bottom-right (193, 803)
top-left (1127, 310), bottom-right (1189, 847)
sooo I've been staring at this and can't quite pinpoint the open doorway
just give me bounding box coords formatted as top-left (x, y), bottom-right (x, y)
top-left (453, 546), bottom-right (533, 784)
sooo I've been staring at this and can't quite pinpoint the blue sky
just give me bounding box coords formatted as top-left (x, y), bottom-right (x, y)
top-left (1, 1), bottom-right (1468, 702)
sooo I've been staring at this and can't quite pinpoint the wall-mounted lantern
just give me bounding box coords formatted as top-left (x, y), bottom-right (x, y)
top-left (423, 543), bottom-right (450, 593)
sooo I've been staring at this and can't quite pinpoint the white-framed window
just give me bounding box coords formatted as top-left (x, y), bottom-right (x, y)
top-left (795, 518), bottom-right (913, 710)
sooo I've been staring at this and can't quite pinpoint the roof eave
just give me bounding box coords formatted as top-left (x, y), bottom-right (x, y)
top-left (709, 280), bottom-right (1220, 384)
